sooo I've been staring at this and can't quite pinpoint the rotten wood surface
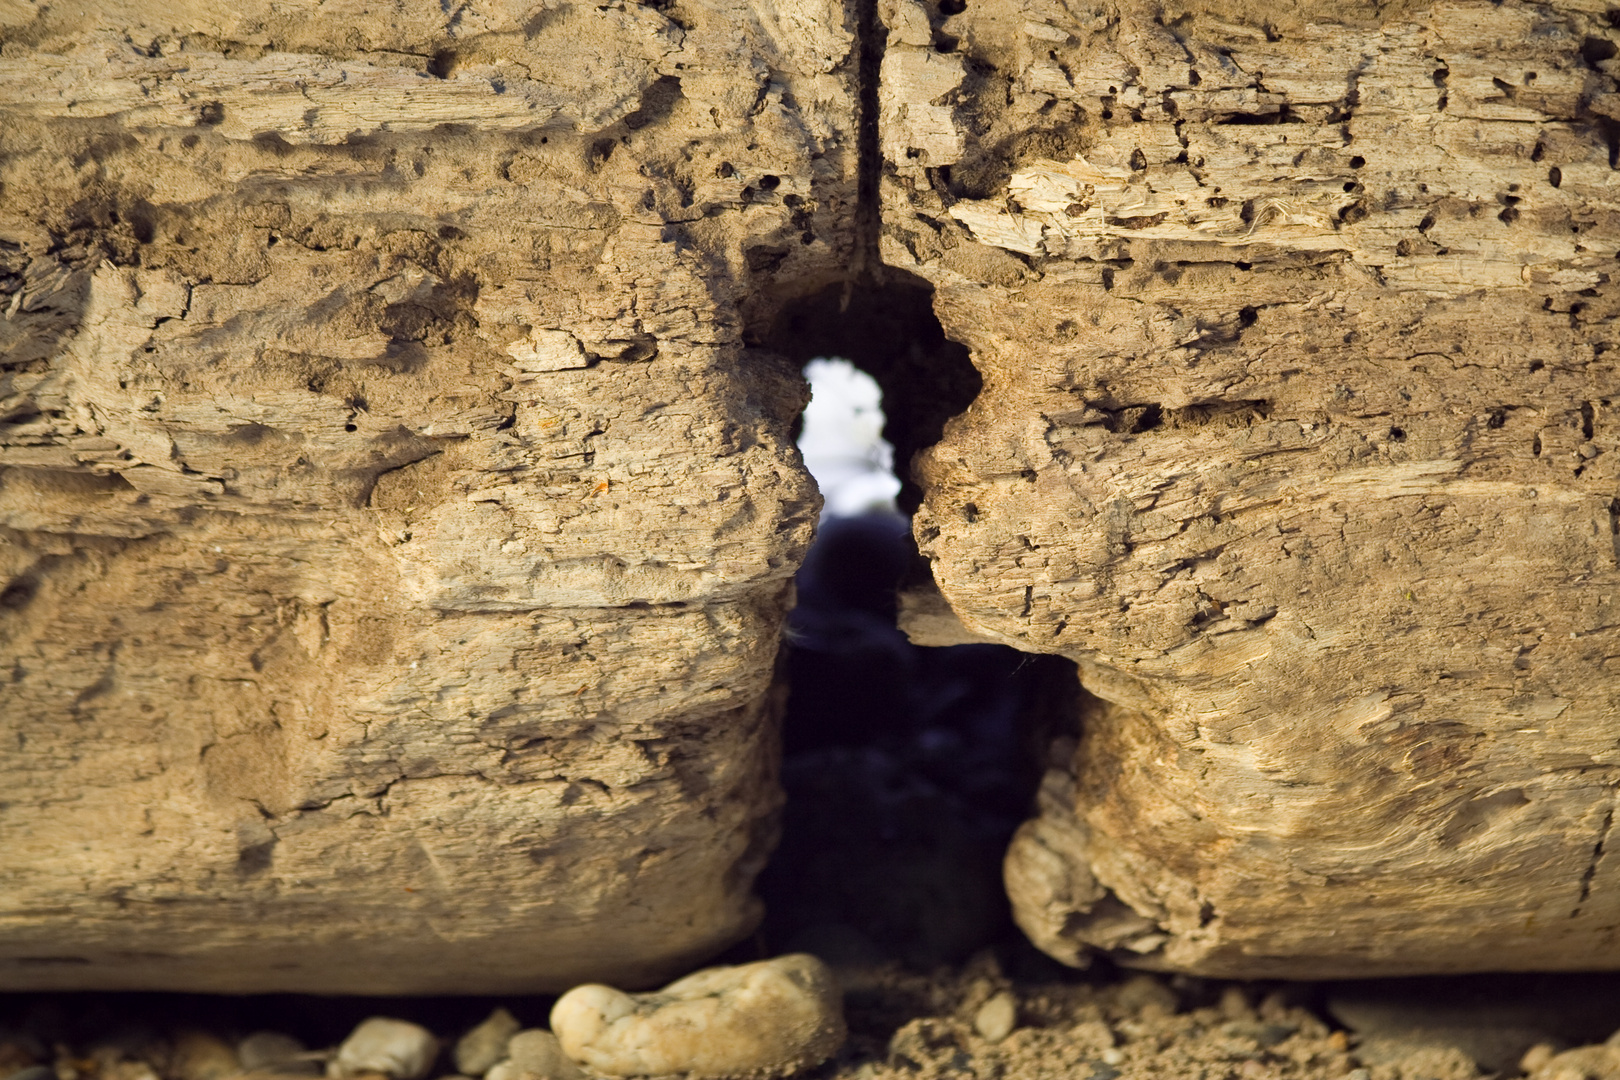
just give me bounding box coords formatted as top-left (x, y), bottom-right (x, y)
top-left (7, 0), bottom-right (1620, 992)
top-left (884, 0), bottom-right (1620, 975)
top-left (0, 0), bottom-right (843, 993)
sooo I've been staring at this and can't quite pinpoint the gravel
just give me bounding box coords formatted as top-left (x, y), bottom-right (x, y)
top-left (9, 963), bottom-right (1620, 1080)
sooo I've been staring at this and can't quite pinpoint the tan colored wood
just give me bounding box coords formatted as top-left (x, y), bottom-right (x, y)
top-left (884, 0), bottom-right (1620, 975)
top-left (0, 0), bottom-right (844, 992)
top-left (8, 0), bottom-right (1620, 991)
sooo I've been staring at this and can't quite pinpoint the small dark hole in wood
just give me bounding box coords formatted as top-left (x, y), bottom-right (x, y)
top-left (427, 50), bottom-right (456, 78)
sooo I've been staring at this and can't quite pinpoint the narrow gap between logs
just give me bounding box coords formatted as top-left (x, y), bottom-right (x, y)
top-left (749, 275), bottom-right (1083, 973)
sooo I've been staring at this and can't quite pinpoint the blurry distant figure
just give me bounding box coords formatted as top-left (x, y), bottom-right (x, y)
top-left (766, 511), bottom-right (1066, 969)
top-left (761, 358), bottom-right (1074, 971)
top-left (784, 513), bottom-right (913, 754)
top-left (799, 358), bottom-right (901, 517)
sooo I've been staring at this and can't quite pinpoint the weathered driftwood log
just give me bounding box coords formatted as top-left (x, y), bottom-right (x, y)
top-left (0, 0), bottom-right (847, 992)
top-left (883, 0), bottom-right (1620, 974)
top-left (7, 0), bottom-right (1620, 992)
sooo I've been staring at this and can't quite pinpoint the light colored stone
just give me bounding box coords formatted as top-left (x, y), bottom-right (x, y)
top-left (551, 954), bottom-right (846, 1078)
top-left (1531, 1046), bottom-right (1620, 1080)
top-left (1522, 1045), bottom-right (1559, 1075)
top-left (171, 1032), bottom-right (240, 1080)
top-left (484, 1031), bottom-right (581, 1080)
top-left (972, 992), bottom-right (1017, 1043)
top-left (239, 1032), bottom-right (314, 1076)
top-left (1324, 986), bottom-right (1613, 1074)
top-left (330, 1019), bottom-right (438, 1080)
top-left (453, 1012), bottom-right (521, 1078)
top-left (101, 1065), bottom-right (159, 1080)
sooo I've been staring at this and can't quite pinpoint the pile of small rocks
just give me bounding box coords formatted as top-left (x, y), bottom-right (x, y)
top-left (0, 956), bottom-right (844, 1080)
top-left (10, 957), bottom-right (1620, 1080)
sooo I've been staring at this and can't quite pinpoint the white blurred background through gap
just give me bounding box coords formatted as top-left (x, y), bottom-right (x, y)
top-left (797, 357), bottom-right (901, 518)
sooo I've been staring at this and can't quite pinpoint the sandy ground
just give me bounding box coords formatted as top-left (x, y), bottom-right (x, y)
top-left (7, 956), bottom-right (1620, 1080)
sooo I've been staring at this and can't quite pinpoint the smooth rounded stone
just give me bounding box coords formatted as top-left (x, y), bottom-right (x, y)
top-left (172, 1031), bottom-right (242, 1080)
top-left (5, 1067), bottom-right (53, 1080)
top-left (1530, 1045), bottom-right (1620, 1080)
top-left (240, 1032), bottom-right (317, 1076)
top-left (454, 1012), bottom-right (522, 1078)
top-left (972, 992), bottom-right (1018, 1043)
top-left (103, 1064), bottom-right (160, 1080)
top-left (1326, 986), bottom-right (1593, 1074)
top-left (551, 954), bottom-right (846, 1078)
top-left (330, 1019), bottom-right (438, 1080)
top-left (485, 1032), bottom-right (581, 1080)
top-left (1521, 1044), bottom-right (1560, 1074)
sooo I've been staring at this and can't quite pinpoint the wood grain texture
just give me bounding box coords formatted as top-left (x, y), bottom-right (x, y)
top-left (0, 0), bottom-right (846, 992)
top-left (880, 0), bottom-right (1620, 975)
top-left (9, 0), bottom-right (1620, 991)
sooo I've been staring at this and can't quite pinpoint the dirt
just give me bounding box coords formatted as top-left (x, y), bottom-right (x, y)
top-left (7, 960), bottom-right (1620, 1080)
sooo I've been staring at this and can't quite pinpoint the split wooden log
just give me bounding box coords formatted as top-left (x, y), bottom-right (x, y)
top-left (885, 0), bottom-right (1620, 974)
top-left (0, 0), bottom-right (846, 992)
top-left (7, 0), bottom-right (1620, 992)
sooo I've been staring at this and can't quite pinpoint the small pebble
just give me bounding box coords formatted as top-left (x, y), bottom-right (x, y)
top-left (240, 1033), bottom-right (316, 1076)
top-left (973, 992), bottom-right (1017, 1043)
top-left (1100, 1048), bottom-right (1126, 1066)
top-left (1116, 975), bottom-right (1178, 1018)
top-left (485, 1031), bottom-right (580, 1080)
top-left (1218, 986), bottom-right (1254, 1022)
top-left (172, 1032), bottom-right (241, 1080)
top-left (103, 1065), bottom-right (159, 1080)
top-left (330, 1019), bottom-right (438, 1080)
top-left (1521, 1043), bottom-right (1558, 1074)
top-left (551, 953), bottom-right (846, 1078)
top-left (454, 1012), bottom-right (521, 1078)
top-left (1527, 1045), bottom-right (1620, 1080)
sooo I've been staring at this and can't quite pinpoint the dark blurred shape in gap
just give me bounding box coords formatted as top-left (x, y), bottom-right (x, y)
top-left (760, 507), bottom-right (1078, 971)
